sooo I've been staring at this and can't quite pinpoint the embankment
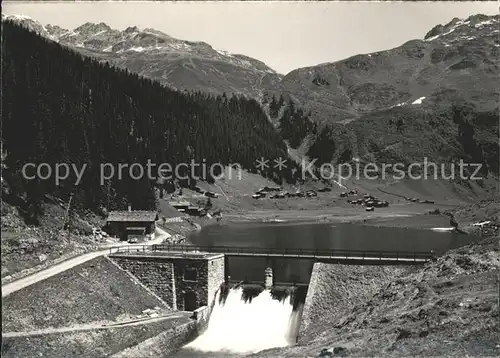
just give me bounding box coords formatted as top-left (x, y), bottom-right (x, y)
top-left (2, 256), bottom-right (170, 332)
top-left (253, 235), bottom-right (499, 357)
top-left (1, 315), bottom-right (191, 358)
top-left (298, 262), bottom-right (412, 343)
top-left (112, 305), bottom-right (212, 357)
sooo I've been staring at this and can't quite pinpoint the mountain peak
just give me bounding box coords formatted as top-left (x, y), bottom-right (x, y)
top-left (3, 17), bottom-right (280, 97)
top-left (74, 22), bottom-right (111, 34)
top-left (424, 13), bottom-right (498, 41)
top-left (124, 26), bottom-right (139, 34)
top-left (3, 14), bottom-right (33, 21)
top-left (142, 28), bottom-right (173, 39)
top-left (2, 14), bottom-right (51, 38)
top-left (467, 13), bottom-right (499, 25)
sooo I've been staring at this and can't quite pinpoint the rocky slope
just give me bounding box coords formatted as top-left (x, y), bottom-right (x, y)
top-left (4, 13), bottom-right (499, 189)
top-left (254, 220), bottom-right (499, 357)
top-left (272, 14), bottom-right (499, 124)
top-left (2, 15), bottom-right (282, 99)
top-left (6, 13), bottom-right (498, 118)
top-left (270, 14), bottom-right (499, 193)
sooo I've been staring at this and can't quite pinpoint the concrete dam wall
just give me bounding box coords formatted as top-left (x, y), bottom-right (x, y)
top-left (109, 253), bottom-right (225, 311)
top-left (298, 261), bottom-right (412, 343)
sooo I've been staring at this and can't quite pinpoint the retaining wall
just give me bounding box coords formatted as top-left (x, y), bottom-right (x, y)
top-left (298, 262), bottom-right (411, 343)
top-left (1, 316), bottom-right (189, 358)
top-left (110, 253), bottom-right (225, 311)
top-left (112, 306), bottom-right (214, 357)
top-left (110, 256), bottom-right (176, 308)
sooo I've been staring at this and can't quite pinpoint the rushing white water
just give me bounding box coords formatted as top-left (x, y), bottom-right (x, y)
top-left (185, 287), bottom-right (296, 354)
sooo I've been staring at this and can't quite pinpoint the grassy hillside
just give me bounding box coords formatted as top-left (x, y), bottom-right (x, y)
top-left (1, 198), bottom-right (105, 280)
top-left (2, 256), bottom-right (169, 332)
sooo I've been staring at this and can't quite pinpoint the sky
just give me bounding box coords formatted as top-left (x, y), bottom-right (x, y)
top-left (3, 1), bottom-right (499, 74)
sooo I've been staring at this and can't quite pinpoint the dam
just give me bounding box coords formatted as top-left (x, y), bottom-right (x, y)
top-left (108, 247), bottom-right (310, 356)
top-left (104, 222), bottom-right (478, 355)
top-left (3, 223), bottom-right (477, 357)
top-left (107, 243), bottom-right (433, 355)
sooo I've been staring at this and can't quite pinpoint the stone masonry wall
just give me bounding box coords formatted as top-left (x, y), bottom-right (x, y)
top-left (298, 262), bottom-right (411, 344)
top-left (110, 256), bottom-right (176, 308)
top-left (174, 259), bottom-right (209, 310)
top-left (207, 255), bottom-right (225, 308)
top-left (110, 254), bottom-right (226, 312)
top-left (111, 321), bottom-right (198, 358)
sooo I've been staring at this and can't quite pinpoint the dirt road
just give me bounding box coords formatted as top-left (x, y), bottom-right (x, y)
top-left (2, 312), bottom-right (189, 338)
top-left (1, 228), bottom-right (171, 297)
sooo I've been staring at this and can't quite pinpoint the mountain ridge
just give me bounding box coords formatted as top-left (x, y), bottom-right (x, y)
top-left (3, 13), bottom-right (499, 186)
top-left (2, 14), bottom-right (282, 99)
top-left (271, 13), bottom-right (499, 125)
top-left (5, 13), bottom-right (498, 109)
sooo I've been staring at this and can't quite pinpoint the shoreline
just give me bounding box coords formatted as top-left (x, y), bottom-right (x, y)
top-left (202, 207), bottom-right (455, 231)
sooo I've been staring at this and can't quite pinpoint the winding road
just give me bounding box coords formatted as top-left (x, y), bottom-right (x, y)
top-left (1, 227), bottom-right (171, 297)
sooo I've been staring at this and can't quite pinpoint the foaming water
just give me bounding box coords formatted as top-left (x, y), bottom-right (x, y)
top-left (183, 287), bottom-right (296, 355)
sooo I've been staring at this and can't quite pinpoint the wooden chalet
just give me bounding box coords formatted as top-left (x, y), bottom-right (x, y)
top-left (168, 201), bottom-right (190, 212)
top-left (106, 206), bottom-right (158, 241)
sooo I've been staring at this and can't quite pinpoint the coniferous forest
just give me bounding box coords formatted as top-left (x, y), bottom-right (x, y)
top-left (278, 99), bottom-right (317, 149)
top-left (268, 94), bottom-right (317, 149)
top-left (2, 21), bottom-right (299, 218)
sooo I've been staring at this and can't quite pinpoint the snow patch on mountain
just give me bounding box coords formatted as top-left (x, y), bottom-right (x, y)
top-left (412, 97), bottom-right (426, 105)
top-left (424, 16), bottom-right (497, 42)
top-left (169, 42), bottom-right (192, 50)
top-left (4, 14), bottom-right (32, 21)
top-left (474, 20), bottom-right (496, 28)
top-left (215, 48), bottom-right (234, 57)
top-left (128, 46), bottom-right (147, 52)
top-left (92, 30), bottom-right (107, 37)
top-left (390, 101), bottom-right (407, 108)
top-left (425, 27), bottom-right (458, 42)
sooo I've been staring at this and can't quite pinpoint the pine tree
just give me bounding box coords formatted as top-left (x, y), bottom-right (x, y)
top-left (2, 20), bottom-right (296, 213)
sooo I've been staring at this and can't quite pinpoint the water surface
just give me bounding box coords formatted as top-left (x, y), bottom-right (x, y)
top-left (189, 221), bottom-right (478, 284)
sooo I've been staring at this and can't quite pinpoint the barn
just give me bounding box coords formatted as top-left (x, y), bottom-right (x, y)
top-left (106, 207), bottom-right (158, 241)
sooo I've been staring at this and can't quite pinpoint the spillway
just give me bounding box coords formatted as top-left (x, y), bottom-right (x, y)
top-left (179, 287), bottom-right (300, 356)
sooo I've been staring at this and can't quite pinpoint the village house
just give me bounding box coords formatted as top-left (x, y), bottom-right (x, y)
top-left (186, 206), bottom-right (207, 217)
top-left (168, 201), bottom-right (191, 212)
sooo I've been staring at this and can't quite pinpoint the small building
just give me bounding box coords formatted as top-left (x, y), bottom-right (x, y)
top-left (125, 227), bottom-right (147, 242)
top-left (259, 186), bottom-right (282, 192)
top-left (106, 206), bottom-right (158, 241)
top-left (109, 252), bottom-right (225, 311)
top-left (169, 201), bottom-right (191, 211)
top-left (186, 206), bottom-right (207, 217)
top-left (306, 190), bottom-right (317, 197)
top-left (252, 192), bottom-right (266, 199)
top-left (204, 191), bottom-right (218, 198)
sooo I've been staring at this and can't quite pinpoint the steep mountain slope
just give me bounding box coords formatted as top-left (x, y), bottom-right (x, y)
top-left (268, 14), bottom-right (499, 193)
top-left (2, 15), bottom-right (282, 99)
top-left (4, 13), bottom-right (498, 190)
top-left (1, 19), bottom-right (297, 280)
top-left (2, 19), bottom-right (294, 216)
top-left (8, 14), bottom-right (497, 121)
top-left (272, 14), bottom-right (499, 124)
